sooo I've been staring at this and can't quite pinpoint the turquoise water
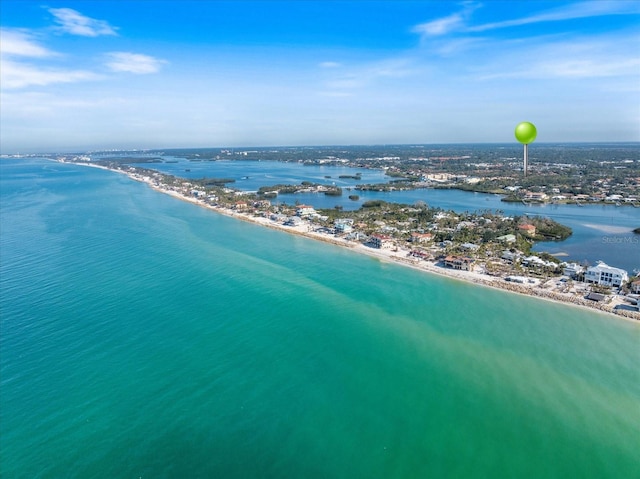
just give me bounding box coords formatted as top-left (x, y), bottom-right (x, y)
top-left (1, 159), bottom-right (639, 478)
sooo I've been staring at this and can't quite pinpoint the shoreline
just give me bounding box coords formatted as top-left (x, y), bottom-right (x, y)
top-left (69, 160), bottom-right (640, 323)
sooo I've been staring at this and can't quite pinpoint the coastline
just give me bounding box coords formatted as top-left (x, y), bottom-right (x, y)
top-left (70, 161), bottom-right (640, 323)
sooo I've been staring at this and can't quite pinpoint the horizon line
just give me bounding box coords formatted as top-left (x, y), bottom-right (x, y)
top-left (3, 140), bottom-right (640, 156)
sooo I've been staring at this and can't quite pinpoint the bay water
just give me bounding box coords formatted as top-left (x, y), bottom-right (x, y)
top-left (1, 159), bottom-right (639, 478)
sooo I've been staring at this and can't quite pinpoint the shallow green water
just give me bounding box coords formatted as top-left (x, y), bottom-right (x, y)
top-left (1, 159), bottom-right (639, 478)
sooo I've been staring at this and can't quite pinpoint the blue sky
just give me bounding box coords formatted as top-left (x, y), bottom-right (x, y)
top-left (1, 1), bottom-right (639, 152)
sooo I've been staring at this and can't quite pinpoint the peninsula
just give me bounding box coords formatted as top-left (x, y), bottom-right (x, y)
top-left (58, 156), bottom-right (640, 321)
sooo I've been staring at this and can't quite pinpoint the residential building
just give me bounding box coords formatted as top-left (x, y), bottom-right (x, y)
top-left (563, 263), bottom-right (584, 279)
top-left (370, 234), bottom-right (394, 249)
top-left (584, 262), bottom-right (628, 287)
top-left (501, 250), bottom-right (518, 263)
top-left (296, 205), bottom-right (316, 217)
top-left (443, 255), bottom-right (474, 271)
top-left (284, 216), bottom-right (304, 226)
top-left (524, 192), bottom-right (548, 202)
top-left (410, 232), bottom-right (433, 243)
top-left (334, 222), bottom-right (353, 234)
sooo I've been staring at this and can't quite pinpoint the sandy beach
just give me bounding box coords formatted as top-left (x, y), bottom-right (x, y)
top-left (68, 160), bottom-right (640, 322)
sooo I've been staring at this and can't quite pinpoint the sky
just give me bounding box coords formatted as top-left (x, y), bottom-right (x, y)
top-left (1, 1), bottom-right (639, 152)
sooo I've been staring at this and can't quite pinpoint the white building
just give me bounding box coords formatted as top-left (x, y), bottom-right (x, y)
top-left (334, 222), bottom-right (353, 233)
top-left (284, 216), bottom-right (304, 226)
top-left (296, 205), bottom-right (316, 217)
top-left (584, 262), bottom-right (628, 288)
top-left (563, 263), bottom-right (584, 279)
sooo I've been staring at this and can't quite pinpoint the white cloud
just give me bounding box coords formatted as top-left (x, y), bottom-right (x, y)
top-left (105, 52), bottom-right (167, 74)
top-left (469, 1), bottom-right (640, 33)
top-left (480, 57), bottom-right (640, 81)
top-left (474, 34), bottom-right (640, 81)
top-left (413, 12), bottom-right (465, 37)
top-left (0, 58), bottom-right (100, 89)
top-left (0, 28), bottom-right (99, 89)
top-left (412, 1), bottom-right (480, 37)
top-left (413, 0), bottom-right (640, 38)
top-left (49, 8), bottom-right (117, 37)
top-left (0, 29), bottom-right (55, 58)
top-left (319, 61), bottom-right (341, 68)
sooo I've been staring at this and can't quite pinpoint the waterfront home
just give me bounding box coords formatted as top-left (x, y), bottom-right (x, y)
top-left (524, 192), bottom-right (548, 202)
top-left (410, 250), bottom-right (432, 260)
top-left (296, 205), bottom-right (316, 217)
top-left (270, 213), bottom-right (287, 222)
top-left (234, 201), bottom-right (248, 210)
top-left (284, 216), bottom-right (304, 227)
top-left (370, 234), bottom-right (394, 249)
top-left (522, 255), bottom-right (555, 269)
top-left (518, 224), bottom-right (537, 236)
top-left (563, 263), bottom-right (584, 279)
top-left (253, 200), bottom-right (271, 208)
top-left (584, 262), bottom-right (628, 288)
top-left (443, 255), bottom-right (474, 271)
top-left (629, 280), bottom-right (640, 294)
top-left (501, 250), bottom-right (519, 263)
top-left (345, 231), bottom-right (365, 242)
top-left (335, 218), bottom-right (354, 225)
top-left (334, 222), bottom-right (353, 234)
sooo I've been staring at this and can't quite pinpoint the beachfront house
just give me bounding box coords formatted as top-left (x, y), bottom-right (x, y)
top-left (284, 216), bottom-right (304, 227)
top-left (501, 250), bottom-right (519, 263)
top-left (296, 205), bottom-right (316, 217)
top-left (334, 222), bottom-right (353, 234)
top-left (370, 234), bottom-right (394, 250)
top-left (584, 262), bottom-right (628, 288)
top-left (253, 200), bottom-right (271, 208)
top-left (443, 255), bottom-right (474, 271)
top-left (563, 263), bottom-right (584, 279)
top-left (631, 280), bottom-right (640, 294)
top-left (334, 218), bottom-right (354, 234)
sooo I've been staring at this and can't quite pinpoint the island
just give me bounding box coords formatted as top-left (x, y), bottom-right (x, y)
top-left (57, 155), bottom-right (640, 321)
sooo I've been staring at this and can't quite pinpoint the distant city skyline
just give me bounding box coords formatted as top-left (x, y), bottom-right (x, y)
top-left (1, 1), bottom-right (639, 153)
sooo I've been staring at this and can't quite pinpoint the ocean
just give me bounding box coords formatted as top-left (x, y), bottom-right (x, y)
top-left (1, 158), bottom-right (639, 478)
